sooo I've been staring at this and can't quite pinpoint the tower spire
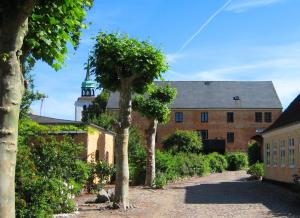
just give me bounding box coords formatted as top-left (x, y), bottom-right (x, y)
top-left (85, 58), bottom-right (91, 81)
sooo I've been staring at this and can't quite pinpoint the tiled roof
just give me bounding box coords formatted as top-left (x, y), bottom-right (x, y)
top-left (263, 94), bottom-right (300, 133)
top-left (107, 81), bottom-right (282, 109)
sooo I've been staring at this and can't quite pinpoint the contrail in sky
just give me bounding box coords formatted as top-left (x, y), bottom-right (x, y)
top-left (177, 0), bottom-right (233, 53)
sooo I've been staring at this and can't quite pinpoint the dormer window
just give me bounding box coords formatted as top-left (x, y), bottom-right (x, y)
top-left (233, 96), bottom-right (240, 100)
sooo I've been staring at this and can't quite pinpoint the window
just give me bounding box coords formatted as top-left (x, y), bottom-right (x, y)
top-left (288, 138), bottom-right (295, 167)
top-left (198, 130), bottom-right (208, 140)
top-left (279, 140), bottom-right (286, 166)
top-left (95, 150), bottom-right (100, 161)
top-left (272, 142), bottom-right (278, 166)
top-left (105, 151), bottom-right (109, 163)
top-left (201, 112), bottom-right (208, 123)
top-left (227, 132), bottom-right (234, 143)
top-left (266, 143), bottom-right (271, 166)
top-left (175, 112), bottom-right (183, 123)
top-left (255, 112), bottom-right (262, 122)
top-left (264, 112), bottom-right (272, 123)
top-left (227, 112), bottom-right (234, 123)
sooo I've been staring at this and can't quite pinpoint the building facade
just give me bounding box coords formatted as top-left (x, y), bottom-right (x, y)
top-left (262, 94), bottom-right (300, 183)
top-left (107, 81), bottom-right (282, 152)
top-left (30, 114), bottom-right (115, 165)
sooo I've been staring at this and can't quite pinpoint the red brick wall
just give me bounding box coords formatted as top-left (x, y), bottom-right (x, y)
top-left (111, 108), bottom-right (282, 152)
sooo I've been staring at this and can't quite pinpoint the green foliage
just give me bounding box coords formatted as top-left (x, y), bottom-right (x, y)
top-left (87, 161), bottom-right (116, 192)
top-left (149, 84), bottom-right (177, 104)
top-left (247, 163), bottom-right (264, 179)
top-left (23, 0), bottom-right (93, 70)
top-left (86, 112), bottom-right (116, 131)
top-left (225, 152), bottom-right (249, 171)
top-left (155, 151), bottom-right (210, 188)
top-left (133, 96), bottom-right (170, 123)
top-left (162, 130), bottom-right (203, 154)
top-left (82, 90), bottom-right (110, 122)
top-left (16, 119), bottom-right (90, 217)
top-left (90, 32), bottom-right (169, 94)
top-left (207, 152), bottom-right (228, 173)
top-left (248, 141), bottom-right (262, 166)
top-left (133, 84), bottom-right (177, 123)
top-left (154, 172), bottom-right (168, 189)
top-left (128, 127), bottom-right (147, 185)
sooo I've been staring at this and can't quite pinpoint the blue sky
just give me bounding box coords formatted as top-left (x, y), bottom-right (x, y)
top-left (31, 0), bottom-right (300, 120)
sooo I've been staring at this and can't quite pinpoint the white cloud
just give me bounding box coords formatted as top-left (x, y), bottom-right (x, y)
top-left (166, 53), bottom-right (187, 64)
top-left (226, 0), bottom-right (286, 13)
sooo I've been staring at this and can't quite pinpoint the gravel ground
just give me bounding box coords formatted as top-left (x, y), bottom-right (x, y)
top-left (76, 171), bottom-right (300, 218)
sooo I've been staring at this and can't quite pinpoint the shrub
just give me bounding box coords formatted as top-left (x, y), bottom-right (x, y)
top-left (16, 119), bottom-right (90, 217)
top-left (225, 152), bottom-right (248, 171)
top-left (154, 172), bottom-right (168, 189)
top-left (162, 130), bottom-right (203, 154)
top-left (247, 163), bottom-right (264, 179)
top-left (87, 161), bottom-right (116, 192)
top-left (248, 141), bottom-right (261, 166)
top-left (207, 152), bottom-right (228, 173)
top-left (128, 127), bottom-right (147, 185)
top-left (156, 151), bottom-right (210, 182)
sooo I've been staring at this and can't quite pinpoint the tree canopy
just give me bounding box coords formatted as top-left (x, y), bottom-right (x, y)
top-left (133, 85), bottom-right (177, 123)
top-left (90, 32), bottom-right (169, 93)
top-left (21, 0), bottom-right (93, 70)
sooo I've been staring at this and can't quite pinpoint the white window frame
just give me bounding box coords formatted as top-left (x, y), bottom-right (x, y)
top-left (288, 137), bottom-right (295, 168)
top-left (272, 142), bottom-right (278, 167)
top-left (279, 140), bottom-right (286, 167)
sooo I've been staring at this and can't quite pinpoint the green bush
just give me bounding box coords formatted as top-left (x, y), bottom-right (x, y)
top-left (156, 151), bottom-right (210, 184)
top-left (207, 152), bottom-right (228, 173)
top-left (128, 127), bottom-right (147, 185)
top-left (162, 130), bottom-right (203, 154)
top-left (87, 161), bottom-right (116, 192)
top-left (225, 152), bottom-right (248, 171)
top-left (248, 141), bottom-right (261, 166)
top-left (154, 172), bottom-right (168, 189)
top-left (16, 119), bottom-right (90, 217)
top-left (247, 163), bottom-right (264, 179)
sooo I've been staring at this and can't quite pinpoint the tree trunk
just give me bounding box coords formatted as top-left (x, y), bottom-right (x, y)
top-left (0, 1), bottom-right (35, 216)
top-left (114, 80), bottom-right (131, 210)
top-left (145, 119), bottom-right (158, 187)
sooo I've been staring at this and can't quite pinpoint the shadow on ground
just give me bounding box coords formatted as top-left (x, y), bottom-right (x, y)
top-left (185, 180), bottom-right (300, 217)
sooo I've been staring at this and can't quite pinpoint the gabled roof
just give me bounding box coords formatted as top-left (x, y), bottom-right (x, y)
top-left (263, 94), bottom-right (300, 134)
top-left (107, 81), bottom-right (282, 109)
top-left (29, 114), bottom-right (115, 135)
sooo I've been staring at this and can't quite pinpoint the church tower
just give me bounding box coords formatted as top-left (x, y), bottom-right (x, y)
top-left (75, 60), bottom-right (96, 121)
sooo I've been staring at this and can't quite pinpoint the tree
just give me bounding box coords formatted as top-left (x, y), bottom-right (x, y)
top-left (82, 90), bottom-right (110, 122)
top-left (0, 1), bottom-right (91, 216)
top-left (90, 32), bottom-right (168, 209)
top-left (162, 130), bottom-right (203, 154)
top-left (133, 84), bottom-right (176, 187)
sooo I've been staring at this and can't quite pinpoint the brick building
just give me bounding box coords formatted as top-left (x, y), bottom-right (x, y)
top-left (107, 81), bottom-right (282, 152)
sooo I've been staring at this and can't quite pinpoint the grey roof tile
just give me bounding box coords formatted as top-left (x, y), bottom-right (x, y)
top-left (263, 94), bottom-right (300, 133)
top-left (107, 81), bottom-right (282, 109)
